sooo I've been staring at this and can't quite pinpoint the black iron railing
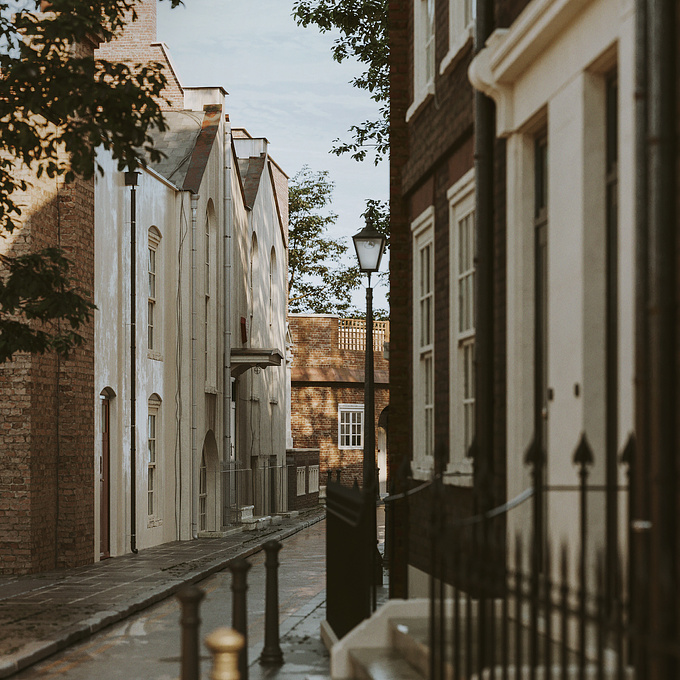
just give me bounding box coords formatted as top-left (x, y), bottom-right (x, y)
top-left (400, 431), bottom-right (680, 679)
top-left (326, 472), bottom-right (373, 639)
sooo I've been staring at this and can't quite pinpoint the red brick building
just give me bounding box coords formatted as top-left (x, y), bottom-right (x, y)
top-left (388, 0), bottom-right (510, 597)
top-left (289, 314), bottom-right (390, 494)
top-left (0, 37), bottom-right (99, 574)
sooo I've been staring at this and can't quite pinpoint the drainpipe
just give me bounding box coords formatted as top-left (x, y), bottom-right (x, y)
top-left (473, 1), bottom-right (494, 669)
top-left (191, 193), bottom-right (200, 539)
top-left (223, 116), bottom-right (233, 528)
top-left (647, 0), bottom-right (677, 662)
top-left (125, 170), bottom-right (140, 554)
top-left (632, 0), bottom-right (649, 663)
top-left (473, 0), bottom-right (495, 511)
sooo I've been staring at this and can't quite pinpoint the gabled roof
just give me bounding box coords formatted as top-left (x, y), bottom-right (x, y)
top-left (146, 104), bottom-right (222, 192)
top-left (237, 154), bottom-right (266, 210)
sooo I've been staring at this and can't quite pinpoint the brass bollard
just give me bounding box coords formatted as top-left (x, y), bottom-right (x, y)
top-left (205, 627), bottom-right (244, 680)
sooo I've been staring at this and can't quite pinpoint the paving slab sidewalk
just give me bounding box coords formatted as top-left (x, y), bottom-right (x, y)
top-left (0, 508), bottom-right (326, 679)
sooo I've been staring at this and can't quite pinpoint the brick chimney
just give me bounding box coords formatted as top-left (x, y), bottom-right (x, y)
top-left (95, 0), bottom-right (183, 109)
top-left (96, 0), bottom-right (157, 61)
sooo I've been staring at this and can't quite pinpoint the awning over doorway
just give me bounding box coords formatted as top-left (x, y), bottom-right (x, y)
top-left (230, 348), bottom-right (284, 377)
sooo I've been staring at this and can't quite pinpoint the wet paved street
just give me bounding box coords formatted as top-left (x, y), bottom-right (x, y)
top-left (12, 519), bottom-right (328, 679)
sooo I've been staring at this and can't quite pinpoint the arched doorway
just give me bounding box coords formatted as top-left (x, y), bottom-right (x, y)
top-left (200, 431), bottom-right (219, 532)
top-left (377, 406), bottom-right (389, 497)
top-left (100, 387), bottom-right (116, 559)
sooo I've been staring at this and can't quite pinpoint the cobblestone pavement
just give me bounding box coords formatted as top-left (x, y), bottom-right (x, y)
top-left (0, 508), bottom-right (325, 678)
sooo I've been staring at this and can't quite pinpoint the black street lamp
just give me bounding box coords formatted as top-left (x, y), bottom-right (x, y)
top-left (352, 221), bottom-right (386, 612)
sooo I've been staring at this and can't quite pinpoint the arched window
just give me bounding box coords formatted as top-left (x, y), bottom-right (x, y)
top-left (250, 233), bottom-right (259, 294)
top-left (148, 227), bottom-right (162, 352)
top-left (269, 247), bottom-right (277, 327)
top-left (199, 451), bottom-right (207, 531)
top-left (147, 393), bottom-right (162, 519)
top-left (204, 200), bottom-right (217, 386)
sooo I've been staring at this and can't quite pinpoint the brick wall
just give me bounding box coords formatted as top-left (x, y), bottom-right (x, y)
top-left (388, 0), bottom-right (509, 593)
top-left (388, 0), bottom-right (412, 598)
top-left (289, 315), bottom-right (389, 488)
top-left (286, 449), bottom-right (320, 510)
top-left (0, 148), bottom-right (95, 574)
top-left (95, 0), bottom-right (184, 109)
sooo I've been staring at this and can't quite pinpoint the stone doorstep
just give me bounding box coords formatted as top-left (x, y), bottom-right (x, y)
top-left (196, 527), bottom-right (243, 539)
top-left (242, 516), bottom-right (272, 531)
top-left (239, 505), bottom-right (255, 521)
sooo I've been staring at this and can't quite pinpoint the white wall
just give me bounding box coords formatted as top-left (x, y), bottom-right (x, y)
top-left (470, 0), bottom-right (636, 577)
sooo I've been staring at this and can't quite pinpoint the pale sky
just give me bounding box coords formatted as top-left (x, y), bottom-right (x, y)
top-left (157, 0), bottom-right (389, 310)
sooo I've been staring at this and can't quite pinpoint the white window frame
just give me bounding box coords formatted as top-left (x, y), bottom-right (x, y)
top-left (440, 0), bottom-right (475, 75)
top-left (412, 207), bottom-right (435, 480)
top-left (199, 451), bottom-right (207, 531)
top-left (308, 464), bottom-right (320, 493)
top-left (296, 466), bottom-right (306, 496)
top-left (338, 403), bottom-right (364, 450)
top-left (448, 170), bottom-right (475, 485)
top-left (147, 227), bottom-right (161, 358)
top-left (408, 0), bottom-right (436, 121)
top-left (147, 395), bottom-right (162, 525)
top-left (204, 209), bottom-right (216, 390)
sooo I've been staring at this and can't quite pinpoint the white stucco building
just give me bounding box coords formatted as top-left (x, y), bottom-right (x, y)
top-left (93, 35), bottom-right (289, 558)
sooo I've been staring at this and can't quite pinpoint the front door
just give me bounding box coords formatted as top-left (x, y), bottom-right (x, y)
top-left (100, 397), bottom-right (111, 559)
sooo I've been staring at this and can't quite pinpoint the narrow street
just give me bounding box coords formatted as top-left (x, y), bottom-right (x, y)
top-left (13, 520), bottom-right (327, 680)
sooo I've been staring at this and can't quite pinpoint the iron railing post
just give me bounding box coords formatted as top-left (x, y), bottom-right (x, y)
top-left (229, 558), bottom-right (251, 680)
top-left (177, 585), bottom-right (205, 680)
top-left (259, 540), bottom-right (284, 666)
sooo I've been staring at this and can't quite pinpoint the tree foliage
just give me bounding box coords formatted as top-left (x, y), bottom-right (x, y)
top-left (288, 166), bottom-right (362, 315)
top-left (292, 0), bottom-right (388, 164)
top-left (0, 0), bottom-right (181, 363)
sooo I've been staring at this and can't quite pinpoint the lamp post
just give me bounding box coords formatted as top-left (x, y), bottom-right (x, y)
top-left (352, 220), bottom-right (386, 613)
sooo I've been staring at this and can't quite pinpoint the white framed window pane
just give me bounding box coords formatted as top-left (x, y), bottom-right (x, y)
top-left (462, 340), bottom-right (475, 454)
top-left (148, 301), bottom-right (154, 350)
top-left (339, 407), bottom-right (363, 448)
top-left (148, 468), bottom-right (155, 515)
top-left (297, 467), bottom-right (306, 496)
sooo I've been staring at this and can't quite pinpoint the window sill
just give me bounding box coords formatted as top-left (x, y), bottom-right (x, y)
top-left (444, 457), bottom-right (474, 487)
top-left (205, 385), bottom-right (218, 395)
top-left (406, 82), bottom-right (435, 123)
top-left (338, 446), bottom-right (363, 451)
top-left (147, 350), bottom-right (163, 362)
top-left (439, 25), bottom-right (474, 76)
top-left (412, 461), bottom-right (434, 482)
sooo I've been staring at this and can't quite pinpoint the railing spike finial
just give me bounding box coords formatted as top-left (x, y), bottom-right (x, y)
top-left (434, 441), bottom-right (448, 476)
top-left (397, 455), bottom-right (413, 484)
top-left (620, 432), bottom-right (635, 466)
top-left (523, 436), bottom-right (543, 466)
top-left (572, 432), bottom-right (594, 467)
top-left (467, 437), bottom-right (480, 462)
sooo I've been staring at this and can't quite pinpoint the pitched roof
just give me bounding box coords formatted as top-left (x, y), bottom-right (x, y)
top-left (237, 154), bottom-right (266, 209)
top-left (146, 104), bottom-right (222, 192)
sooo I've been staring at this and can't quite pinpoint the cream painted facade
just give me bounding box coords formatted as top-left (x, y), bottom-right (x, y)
top-left (470, 0), bottom-right (635, 570)
top-left (93, 88), bottom-right (289, 559)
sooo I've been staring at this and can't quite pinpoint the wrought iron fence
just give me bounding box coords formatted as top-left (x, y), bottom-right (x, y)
top-left (326, 472), bottom-right (374, 639)
top-left (221, 460), bottom-right (292, 526)
top-left (221, 460), bottom-right (249, 526)
top-left (387, 432), bottom-right (680, 679)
